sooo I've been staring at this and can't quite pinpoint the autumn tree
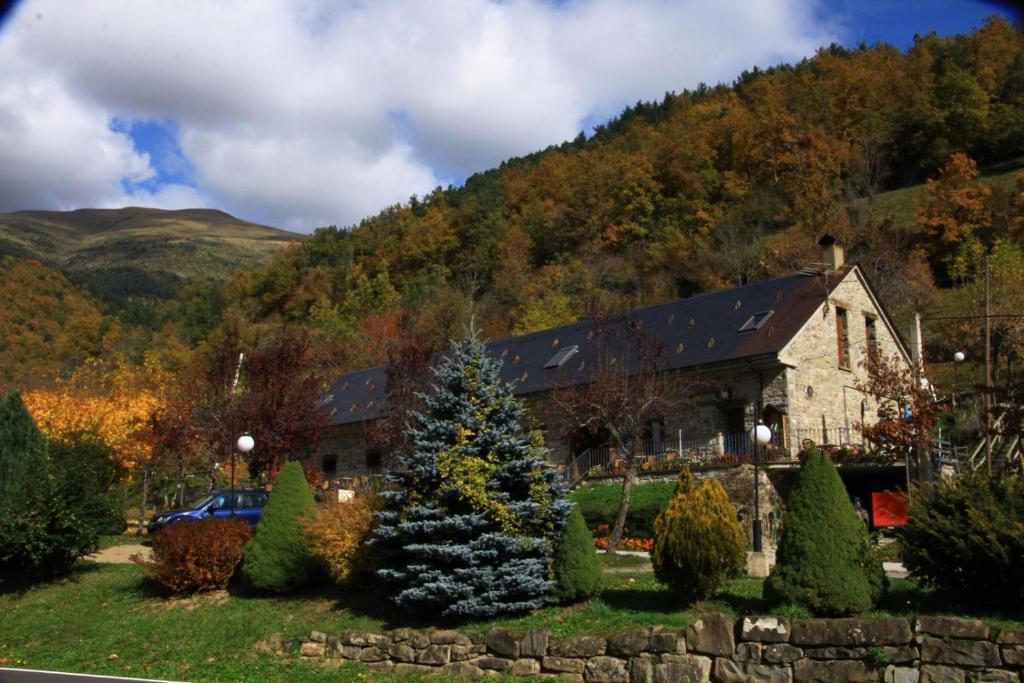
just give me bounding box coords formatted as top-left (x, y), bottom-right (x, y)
top-left (553, 315), bottom-right (689, 552)
top-left (364, 330), bottom-right (433, 467)
top-left (855, 349), bottom-right (940, 481)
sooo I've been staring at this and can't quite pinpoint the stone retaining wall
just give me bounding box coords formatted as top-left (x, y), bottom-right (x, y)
top-left (262, 613), bottom-right (1024, 682)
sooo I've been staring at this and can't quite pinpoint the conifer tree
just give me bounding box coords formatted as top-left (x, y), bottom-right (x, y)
top-left (764, 448), bottom-right (884, 616)
top-left (372, 337), bottom-right (571, 618)
top-left (553, 505), bottom-right (602, 602)
top-left (0, 392), bottom-right (48, 505)
top-left (652, 468), bottom-right (745, 603)
top-left (241, 460), bottom-right (319, 592)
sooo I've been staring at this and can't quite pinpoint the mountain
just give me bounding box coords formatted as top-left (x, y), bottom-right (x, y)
top-left (0, 207), bottom-right (300, 280)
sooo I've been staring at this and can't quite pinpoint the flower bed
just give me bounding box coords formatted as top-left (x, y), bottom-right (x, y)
top-left (589, 522), bottom-right (654, 552)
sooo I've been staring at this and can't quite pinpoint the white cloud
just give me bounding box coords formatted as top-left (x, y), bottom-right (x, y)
top-left (0, 0), bottom-right (839, 231)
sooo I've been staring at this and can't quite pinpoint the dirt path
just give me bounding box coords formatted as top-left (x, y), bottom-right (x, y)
top-left (85, 544), bottom-right (151, 564)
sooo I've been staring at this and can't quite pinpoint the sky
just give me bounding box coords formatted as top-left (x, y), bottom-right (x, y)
top-left (0, 1), bottom-right (1016, 233)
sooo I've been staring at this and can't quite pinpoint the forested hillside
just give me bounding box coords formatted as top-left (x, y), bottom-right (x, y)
top-left (196, 16), bottom-right (1024, 376)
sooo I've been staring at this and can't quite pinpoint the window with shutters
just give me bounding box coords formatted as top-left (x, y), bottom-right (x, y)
top-left (836, 306), bottom-right (851, 369)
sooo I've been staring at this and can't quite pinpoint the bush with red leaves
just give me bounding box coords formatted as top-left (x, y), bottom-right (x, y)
top-left (144, 517), bottom-right (252, 593)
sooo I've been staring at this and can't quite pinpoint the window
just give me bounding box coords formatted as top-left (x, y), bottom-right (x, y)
top-left (865, 315), bottom-right (878, 361)
top-left (544, 344), bottom-right (579, 369)
top-left (739, 310), bottom-right (774, 332)
top-left (836, 306), bottom-right (850, 369)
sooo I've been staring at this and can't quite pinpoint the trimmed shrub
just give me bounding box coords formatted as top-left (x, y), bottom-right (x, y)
top-left (571, 482), bottom-right (673, 539)
top-left (765, 447), bottom-right (884, 616)
top-left (304, 493), bottom-right (378, 584)
top-left (372, 338), bottom-right (571, 618)
top-left (652, 469), bottom-right (745, 603)
top-left (553, 505), bottom-right (602, 602)
top-left (900, 473), bottom-right (1024, 610)
top-left (0, 393), bottom-right (97, 581)
top-left (49, 438), bottom-right (125, 536)
top-left (146, 517), bottom-right (252, 593)
top-left (241, 461), bottom-right (319, 593)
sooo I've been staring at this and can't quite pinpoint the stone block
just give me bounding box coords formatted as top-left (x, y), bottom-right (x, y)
top-left (608, 629), bottom-right (651, 657)
top-left (365, 660), bottom-right (393, 672)
top-left (486, 628), bottom-right (520, 659)
top-left (735, 642), bottom-right (762, 662)
top-left (309, 631), bottom-right (328, 643)
top-left (996, 628), bottom-right (1024, 645)
top-left (391, 627), bottom-right (412, 642)
top-left (884, 666), bottom-right (920, 683)
top-left (654, 654), bottom-right (712, 683)
top-left (416, 644), bottom-right (451, 665)
top-left (747, 551), bottom-right (771, 577)
top-left (714, 658), bottom-right (792, 682)
top-left (804, 646), bottom-right (867, 660)
top-left (919, 665), bottom-right (966, 683)
top-left (882, 646), bottom-right (920, 664)
top-left (916, 617), bottom-right (990, 640)
top-left (388, 642), bottom-right (417, 663)
top-left (629, 655), bottom-right (654, 683)
top-left (408, 632), bottom-right (431, 649)
top-left (792, 659), bottom-right (882, 682)
top-left (325, 637), bottom-right (360, 660)
top-left (521, 628), bottom-right (550, 657)
top-left (299, 642), bottom-right (324, 658)
top-left (452, 643), bottom-right (487, 661)
top-left (920, 637), bottom-right (1001, 668)
top-left (764, 644), bottom-right (803, 664)
top-left (791, 619), bottom-right (913, 646)
top-left (685, 613), bottom-right (735, 656)
top-left (649, 629), bottom-right (683, 654)
top-left (254, 633), bottom-right (294, 656)
top-left (513, 658), bottom-right (541, 676)
top-left (742, 617), bottom-right (791, 643)
top-left (542, 656), bottom-right (586, 674)
top-left (967, 671), bottom-right (1019, 683)
top-left (476, 656), bottom-right (512, 672)
top-left (432, 629), bottom-right (470, 645)
top-left (357, 647), bottom-right (388, 662)
top-left (585, 656), bottom-right (629, 683)
top-left (442, 661), bottom-right (484, 678)
top-left (549, 636), bottom-right (607, 658)
top-left (1000, 645), bottom-right (1024, 666)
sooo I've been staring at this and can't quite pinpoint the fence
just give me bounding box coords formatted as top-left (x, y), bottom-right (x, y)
top-left (562, 426), bottom-right (867, 488)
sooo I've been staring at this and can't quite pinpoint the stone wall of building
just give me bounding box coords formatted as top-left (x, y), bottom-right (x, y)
top-left (780, 269), bottom-right (910, 442)
top-left (272, 613), bottom-right (1024, 682)
top-left (314, 423), bottom-right (370, 477)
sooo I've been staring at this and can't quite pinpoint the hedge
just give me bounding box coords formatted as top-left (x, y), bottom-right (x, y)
top-left (569, 481), bottom-right (674, 538)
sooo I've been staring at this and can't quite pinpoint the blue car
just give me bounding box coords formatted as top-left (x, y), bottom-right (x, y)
top-left (148, 489), bottom-right (268, 536)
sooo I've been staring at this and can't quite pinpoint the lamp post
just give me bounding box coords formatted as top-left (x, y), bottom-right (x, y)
top-left (235, 434), bottom-right (255, 514)
top-left (953, 351), bottom-right (965, 409)
top-left (748, 422), bottom-right (772, 553)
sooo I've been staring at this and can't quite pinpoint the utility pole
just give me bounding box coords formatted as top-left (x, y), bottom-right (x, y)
top-left (910, 312), bottom-right (930, 482)
top-left (985, 257), bottom-right (993, 476)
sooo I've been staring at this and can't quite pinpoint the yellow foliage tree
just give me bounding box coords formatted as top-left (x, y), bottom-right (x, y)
top-left (916, 152), bottom-right (993, 244)
top-left (303, 495), bottom-right (378, 584)
top-left (23, 358), bottom-right (170, 473)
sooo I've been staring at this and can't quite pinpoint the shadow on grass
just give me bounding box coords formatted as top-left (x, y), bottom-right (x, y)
top-left (0, 560), bottom-right (107, 596)
top-left (600, 586), bottom-right (687, 614)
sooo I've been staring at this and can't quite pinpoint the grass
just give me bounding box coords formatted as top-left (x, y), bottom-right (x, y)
top-left (598, 552), bottom-right (651, 569)
top-left (97, 534), bottom-right (146, 550)
top-left (3, 559), bottom-right (1022, 682)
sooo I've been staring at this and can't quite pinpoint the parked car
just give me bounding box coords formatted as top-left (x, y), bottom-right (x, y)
top-left (148, 489), bottom-right (268, 536)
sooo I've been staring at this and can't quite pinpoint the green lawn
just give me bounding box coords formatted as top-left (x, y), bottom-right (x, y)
top-left (2, 560), bottom-right (1021, 682)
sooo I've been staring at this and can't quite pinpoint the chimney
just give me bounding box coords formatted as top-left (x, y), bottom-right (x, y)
top-left (818, 234), bottom-right (844, 271)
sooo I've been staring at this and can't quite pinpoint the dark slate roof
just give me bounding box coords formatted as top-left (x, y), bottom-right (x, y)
top-left (324, 267), bottom-right (848, 426)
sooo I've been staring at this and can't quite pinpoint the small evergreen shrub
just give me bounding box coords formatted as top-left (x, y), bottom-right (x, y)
top-left (241, 461), bottom-right (319, 593)
top-left (49, 438), bottom-right (125, 536)
top-left (651, 469), bottom-right (745, 603)
top-left (146, 517), bottom-right (252, 593)
top-left (900, 473), bottom-right (1024, 610)
top-left (765, 448), bottom-right (884, 616)
top-left (553, 505), bottom-right (602, 602)
top-left (304, 493), bottom-right (378, 584)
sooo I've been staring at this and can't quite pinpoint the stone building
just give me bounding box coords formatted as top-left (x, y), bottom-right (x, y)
top-left (316, 238), bottom-right (912, 481)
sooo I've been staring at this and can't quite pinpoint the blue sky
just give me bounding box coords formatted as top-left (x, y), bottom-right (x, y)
top-left (0, 0), bottom-right (1016, 232)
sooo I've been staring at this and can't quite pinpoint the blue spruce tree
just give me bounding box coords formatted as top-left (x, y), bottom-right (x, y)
top-left (372, 337), bottom-right (571, 618)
